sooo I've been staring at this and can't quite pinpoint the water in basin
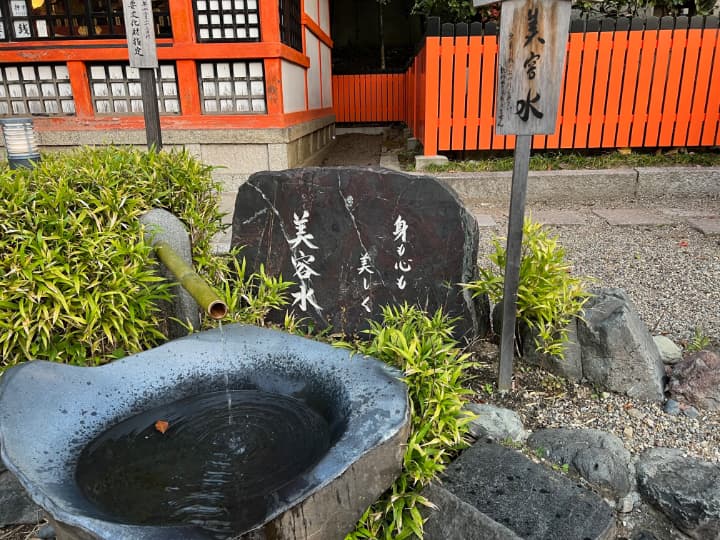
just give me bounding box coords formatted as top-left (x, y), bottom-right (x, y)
top-left (75, 389), bottom-right (333, 538)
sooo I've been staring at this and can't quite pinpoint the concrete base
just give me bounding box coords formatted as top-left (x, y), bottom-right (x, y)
top-left (27, 115), bottom-right (335, 195)
top-left (415, 155), bottom-right (449, 170)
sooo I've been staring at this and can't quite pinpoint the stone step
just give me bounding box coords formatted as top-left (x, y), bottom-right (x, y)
top-left (423, 440), bottom-right (616, 540)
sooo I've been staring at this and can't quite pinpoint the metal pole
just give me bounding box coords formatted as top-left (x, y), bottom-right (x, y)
top-left (498, 134), bottom-right (532, 391)
top-left (139, 68), bottom-right (162, 151)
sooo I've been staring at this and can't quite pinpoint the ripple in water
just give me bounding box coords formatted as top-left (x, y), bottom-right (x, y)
top-left (76, 390), bottom-right (332, 538)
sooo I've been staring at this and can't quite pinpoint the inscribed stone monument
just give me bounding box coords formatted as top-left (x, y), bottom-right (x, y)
top-left (231, 167), bottom-right (489, 338)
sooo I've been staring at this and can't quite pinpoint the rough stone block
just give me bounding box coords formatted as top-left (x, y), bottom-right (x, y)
top-left (427, 440), bottom-right (616, 540)
top-left (231, 167), bottom-right (490, 339)
top-left (422, 483), bottom-right (522, 540)
top-left (577, 288), bottom-right (666, 402)
top-left (466, 403), bottom-right (528, 443)
top-left (520, 317), bottom-right (584, 382)
top-left (406, 138), bottom-right (421, 152)
top-left (636, 448), bottom-right (720, 539)
top-left (653, 335), bottom-right (683, 365)
top-left (527, 428), bottom-right (634, 498)
top-left (668, 350), bottom-right (720, 411)
top-left (0, 470), bottom-right (40, 526)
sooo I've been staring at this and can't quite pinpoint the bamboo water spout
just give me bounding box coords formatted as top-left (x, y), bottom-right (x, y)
top-left (153, 241), bottom-right (228, 320)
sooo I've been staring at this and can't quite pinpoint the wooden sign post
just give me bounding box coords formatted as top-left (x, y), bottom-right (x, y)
top-left (474, 0), bottom-right (571, 391)
top-left (122, 0), bottom-right (162, 150)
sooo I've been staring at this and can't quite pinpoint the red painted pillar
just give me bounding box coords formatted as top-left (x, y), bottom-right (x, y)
top-left (260, 0), bottom-right (285, 116)
top-left (67, 61), bottom-right (94, 118)
top-left (168, 0), bottom-right (201, 117)
top-left (259, 0), bottom-right (281, 43)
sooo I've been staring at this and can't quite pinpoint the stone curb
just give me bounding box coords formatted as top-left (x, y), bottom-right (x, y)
top-left (429, 167), bottom-right (720, 203)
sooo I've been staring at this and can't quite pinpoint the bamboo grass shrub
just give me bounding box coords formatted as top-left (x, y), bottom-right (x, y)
top-left (338, 304), bottom-right (475, 539)
top-left (0, 146), bottom-right (225, 370)
top-left (463, 218), bottom-right (592, 359)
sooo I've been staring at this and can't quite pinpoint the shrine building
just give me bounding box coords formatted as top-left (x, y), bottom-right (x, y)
top-left (0, 0), bottom-right (334, 189)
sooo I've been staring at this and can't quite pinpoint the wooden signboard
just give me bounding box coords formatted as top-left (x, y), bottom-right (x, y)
top-left (495, 0), bottom-right (571, 134)
top-left (122, 0), bottom-right (158, 69)
top-left (122, 0), bottom-right (162, 149)
top-left (474, 0), bottom-right (571, 390)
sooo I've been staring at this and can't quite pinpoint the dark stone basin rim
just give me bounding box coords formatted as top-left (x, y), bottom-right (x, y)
top-left (0, 324), bottom-right (410, 539)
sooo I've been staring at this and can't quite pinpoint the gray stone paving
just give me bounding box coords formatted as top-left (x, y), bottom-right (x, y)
top-left (531, 210), bottom-right (587, 225)
top-left (688, 217), bottom-right (720, 236)
top-left (474, 214), bottom-right (497, 227)
top-left (592, 208), bottom-right (675, 226)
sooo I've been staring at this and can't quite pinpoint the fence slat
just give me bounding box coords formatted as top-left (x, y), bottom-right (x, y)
top-left (588, 28), bottom-right (613, 147)
top-left (673, 27), bottom-right (700, 146)
top-left (645, 25), bottom-right (673, 146)
top-left (574, 23), bottom-right (598, 148)
top-left (333, 76), bottom-right (341, 122)
top-left (479, 34), bottom-right (497, 149)
top-left (687, 27), bottom-right (715, 145)
top-left (378, 75), bottom-right (385, 122)
top-left (438, 35), bottom-right (455, 151)
top-left (615, 19), bottom-right (643, 147)
top-left (350, 75), bottom-right (357, 122)
top-left (560, 30), bottom-right (583, 148)
top-left (542, 38), bottom-right (569, 150)
top-left (659, 22), bottom-right (687, 146)
top-left (630, 19), bottom-right (658, 147)
top-left (397, 73), bottom-right (403, 121)
top-left (700, 27), bottom-right (720, 145)
top-left (452, 36), bottom-right (469, 150)
top-left (602, 20), bottom-right (629, 147)
top-left (424, 36), bottom-right (441, 155)
top-left (465, 34), bottom-right (482, 150)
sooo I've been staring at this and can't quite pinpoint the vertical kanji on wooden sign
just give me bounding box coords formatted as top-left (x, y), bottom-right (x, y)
top-left (495, 0), bottom-right (572, 135)
top-left (122, 0), bottom-right (159, 69)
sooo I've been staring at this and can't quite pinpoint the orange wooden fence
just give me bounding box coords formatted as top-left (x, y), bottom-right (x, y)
top-left (331, 15), bottom-right (720, 155)
top-left (332, 73), bottom-right (408, 123)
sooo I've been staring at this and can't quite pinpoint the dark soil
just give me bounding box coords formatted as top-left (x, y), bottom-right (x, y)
top-left (321, 134), bottom-right (382, 167)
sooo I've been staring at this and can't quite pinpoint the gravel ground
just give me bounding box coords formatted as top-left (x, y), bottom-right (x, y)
top-left (466, 341), bottom-right (720, 464)
top-left (469, 195), bottom-right (720, 344)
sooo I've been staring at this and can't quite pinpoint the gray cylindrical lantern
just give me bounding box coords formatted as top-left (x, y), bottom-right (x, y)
top-left (1, 117), bottom-right (41, 169)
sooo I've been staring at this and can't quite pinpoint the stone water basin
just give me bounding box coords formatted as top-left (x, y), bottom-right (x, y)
top-left (0, 324), bottom-right (410, 539)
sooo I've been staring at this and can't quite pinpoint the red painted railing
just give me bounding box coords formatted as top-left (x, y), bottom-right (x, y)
top-left (331, 16), bottom-right (720, 155)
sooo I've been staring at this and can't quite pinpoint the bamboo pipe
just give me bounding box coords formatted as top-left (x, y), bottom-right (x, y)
top-left (153, 241), bottom-right (228, 320)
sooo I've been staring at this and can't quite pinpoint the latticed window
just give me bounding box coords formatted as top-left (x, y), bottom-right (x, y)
top-left (193, 0), bottom-right (260, 41)
top-left (0, 0), bottom-right (171, 41)
top-left (279, 0), bottom-right (301, 52)
top-left (0, 64), bottom-right (75, 116)
top-left (198, 61), bottom-right (266, 114)
top-left (88, 63), bottom-right (180, 115)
